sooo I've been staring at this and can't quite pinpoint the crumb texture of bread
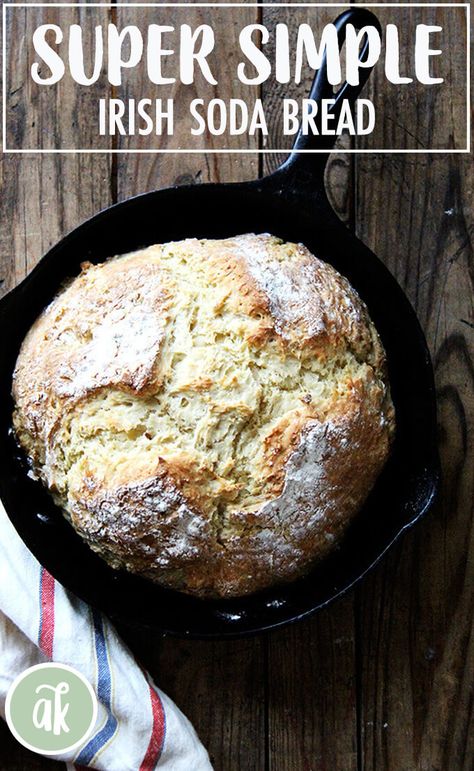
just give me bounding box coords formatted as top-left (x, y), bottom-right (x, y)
top-left (12, 234), bottom-right (395, 597)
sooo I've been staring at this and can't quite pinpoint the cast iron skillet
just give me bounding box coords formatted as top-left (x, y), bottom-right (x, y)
top-left (0, 9), bottom-right (439, 638)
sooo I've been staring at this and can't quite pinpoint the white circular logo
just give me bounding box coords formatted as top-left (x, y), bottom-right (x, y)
top-left (5, 663), bottom-right (98, 756)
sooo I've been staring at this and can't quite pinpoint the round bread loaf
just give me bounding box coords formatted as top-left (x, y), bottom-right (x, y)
top-left (12, 234), bottom-right (395, 598)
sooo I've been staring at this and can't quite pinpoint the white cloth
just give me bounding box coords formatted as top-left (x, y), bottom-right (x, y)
top-left (0, 502), bottom-right (212, 770)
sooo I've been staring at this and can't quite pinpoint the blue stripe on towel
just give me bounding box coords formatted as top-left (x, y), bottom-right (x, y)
top-left (75, 610), bottom-right (118, 765)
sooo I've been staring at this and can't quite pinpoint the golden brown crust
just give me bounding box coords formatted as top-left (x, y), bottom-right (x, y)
top-left (12, 234), bottom-right (395, 598)
top-left (12, 253), bottom-right (169, 464)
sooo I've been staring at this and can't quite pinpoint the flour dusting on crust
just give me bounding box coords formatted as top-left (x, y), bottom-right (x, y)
top-left (233, 233), bottom-right (374, 359)
top-left (12, 234), bottom-right (395, 598)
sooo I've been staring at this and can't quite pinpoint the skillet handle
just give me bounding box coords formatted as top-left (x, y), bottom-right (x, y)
top-left (269, 8), bottom-right (381, 194)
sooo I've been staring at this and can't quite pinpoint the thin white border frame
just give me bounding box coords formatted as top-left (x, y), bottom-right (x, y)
top-left (2, 2), bottom-right (471, 154)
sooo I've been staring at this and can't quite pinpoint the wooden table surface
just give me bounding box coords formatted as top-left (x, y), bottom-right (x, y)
top-left (1, 2), bottom-right (472, 769)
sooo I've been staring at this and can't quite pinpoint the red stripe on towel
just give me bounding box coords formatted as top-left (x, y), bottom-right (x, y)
top-left (139, 684), bottom-right (166, 770)
top-left (39, 568), bottom-right (55, 658)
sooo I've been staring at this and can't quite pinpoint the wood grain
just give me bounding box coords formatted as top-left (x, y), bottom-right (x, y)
top-left (117, 625), bottom-right (267, 771)
top-left (1, 5), bottom-right (113, 769)
top-left (266, 599), bottom-right (359, 771)
top-left (260, 3), bottom-right (354, 222)
top-left (111, 6), bottom-right (267, 771)
top-left (354, 3), bottom-right (474, 769)
top-left (114, 4), bottom-right (260, 191)
top-left (0, 1), bottom-right (472, 770)
top-left (5, 5), bottom-right (112, 152)
top-left (354, 154), bottom-right (474, 770)
top-left (259, 7), bottom-right (359, 770)
top-left (1, 3), bottom-right (113, 297)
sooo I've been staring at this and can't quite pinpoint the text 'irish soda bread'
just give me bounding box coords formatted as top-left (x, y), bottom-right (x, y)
top-left (12, 234), bottom-right (395, 598)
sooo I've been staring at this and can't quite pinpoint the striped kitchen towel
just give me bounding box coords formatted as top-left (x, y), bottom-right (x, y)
top-left (0, 503), bottom-right (213, 770)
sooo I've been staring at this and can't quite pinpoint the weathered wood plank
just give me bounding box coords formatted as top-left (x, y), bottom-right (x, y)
top-left (117, 626), bottom-right (267, 771)
top-left (354, 3), bottom-right (473, 768)
top-left (356, 4), bottom-right (468, 152)
top-left (0, 2), bottom-right (472, 770)
top-left (5, 5), bottom-right (112, 152)
top-left (114, 4), bottom-right (260, 190)
top-left (0, 4), bottom-right (113, 769)
top-left (260, 4), bottom-right (354, 224)
top-left (260, 6), bottom-right (358, 771)
top-left (112, 6), bottom-right (266, 771)
top-left (1, 3), bottom-right (113, 297)
top-left (266, 599), bottom-right (359, 771)
top-left (355, 154), bottom-right (474, 771)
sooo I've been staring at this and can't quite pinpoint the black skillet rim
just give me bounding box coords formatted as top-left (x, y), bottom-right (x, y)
top-left (0, 177), bottom-right (441, 639)
top-left (0, 6), bottom-right (441, 637)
